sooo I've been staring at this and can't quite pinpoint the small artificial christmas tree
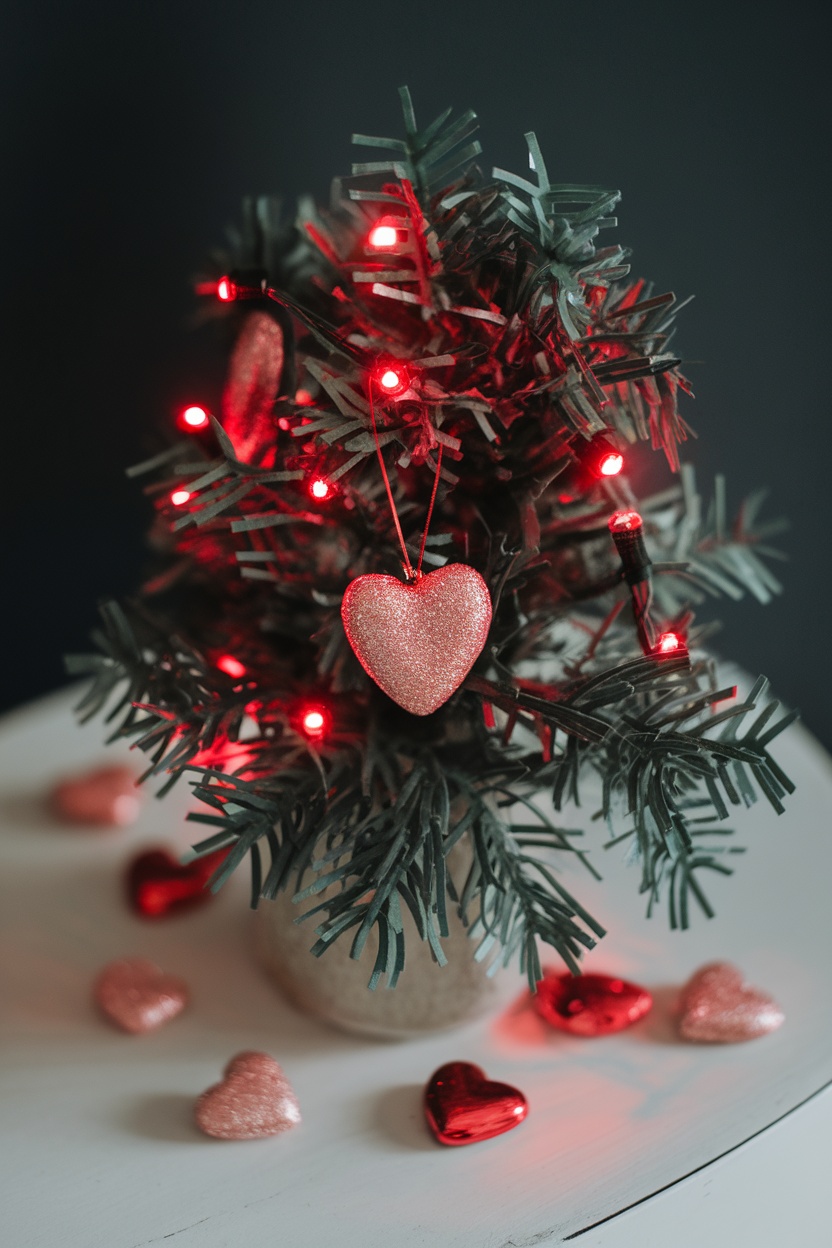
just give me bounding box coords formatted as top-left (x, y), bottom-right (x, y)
top-left (73, 89), bottom-right (795, 992)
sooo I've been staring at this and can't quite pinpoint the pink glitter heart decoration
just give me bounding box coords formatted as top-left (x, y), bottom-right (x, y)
top-left (195, 1052), bottom-right (302, 1140)
top-left (678, 961), bottom-right (785, 1042)
top-left (94, 958), bottom-right (189, 1034)
top-left (341, 563), bottom-right (492, 715)
top-left (50, 764), bottom-right (140, 828)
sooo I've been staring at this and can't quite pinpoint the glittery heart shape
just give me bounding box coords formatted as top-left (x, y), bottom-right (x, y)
top-left (222, 311), bottom-right (283, 466)
top-left (126, 847), bottom-right (229, 919)
top-left (341, 564), bottom-right (492, 716)
top-left (424, 1062), bottom-right (528, 1146)
top-left (533, 970), bottom-right (653, 1036)
top-left (195, 1051), bottom-right (302, 1140)
top-left (678, 961), bottom-right (784, 1043)
top-left (50, 764), bottom-right (140, 828)
top-left (94, 957), bottom-right (189, 1034)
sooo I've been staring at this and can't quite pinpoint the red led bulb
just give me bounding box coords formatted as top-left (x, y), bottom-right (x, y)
top-left (297, 704), bottom-right (329, 740)
top-left (178, 405), bottom-right (210, 432)
top-left (608, 510), bottom-right (643, 533)
top-left (216, 655), bottom-right (246, 678)
top-left (368, 224), bottom-right (398, 249)
top-left (216, 276), bottom-right (236, 302)
top-left (170, 489), bottom-right (191, 507)
top-left (656, 632), bottom-right (683, 654)
top-left (599, 451), bottom-right (624, 477)
top-left (309, 477), bottom-right (332, 501)
top-left (372, 362), bottom-right (409, 397)
top-left (366, 217), bottom-right (404, 252)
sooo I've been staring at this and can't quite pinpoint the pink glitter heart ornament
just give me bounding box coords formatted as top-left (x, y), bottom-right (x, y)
top-left (195, 1052), bottom-right (302, 1140)
top-left (341, 563), bottom-right (492, 715)
top-left (50, 764), bottom-right (141, 827)
top-left (678, 961), bottom-right (785, 1043)
top-left (94, 958), bottom-right (189, 1034)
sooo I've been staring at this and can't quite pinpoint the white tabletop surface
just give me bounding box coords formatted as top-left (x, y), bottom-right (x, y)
top-left (1, 683), bottom-right (831, 1247)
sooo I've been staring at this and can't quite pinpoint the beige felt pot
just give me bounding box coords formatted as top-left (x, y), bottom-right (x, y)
top-left (255, 840), bottom-right (521, 1040)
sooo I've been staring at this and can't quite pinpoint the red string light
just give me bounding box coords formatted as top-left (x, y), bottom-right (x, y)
top-left (367, 222), bottom-right (399, 251)
top-left (170, 489), bottom-right (191, 506)
top-left (216, 276), bottom-right (236, 302)
top-left (178, 405), bottom-right (210, 431)
top-left (599, 451), bottom-right (624, 477)
top-left (298, 704), bottom-right (329, 739)
top-left (656, 632), bottom-right (683, 654)
top-left (216, 655), bottom-right (246, 678)
top-left (608, 509), bottom-right (642, 533)
top-left (372, 362), bottom-right (409, 397)
top-left (310, 477), bottom-right (332, 500)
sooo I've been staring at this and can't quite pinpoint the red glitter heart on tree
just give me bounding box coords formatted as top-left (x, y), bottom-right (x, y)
top-left (341, 564), bottom-right (492, 716)
top-left (533, 970), bottom-right (653, 1036)
top-left (126, 847), bottom-right (229, 919)
top-left (424, 1062), bottom-right (528, 1146)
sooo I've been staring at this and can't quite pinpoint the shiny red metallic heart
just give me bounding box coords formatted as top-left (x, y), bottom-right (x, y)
top-left (533, 970), bottom-right (653, 1036)
top-left (424, 1061), bottom-right (528, 1147)
top-left (341, 563), bottom-right (492, 716)
top-left (126, 847), bottom-right (229, 919)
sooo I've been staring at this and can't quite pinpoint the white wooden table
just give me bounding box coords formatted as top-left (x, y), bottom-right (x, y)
top-left (1, 683), bottom-right (830, 1247)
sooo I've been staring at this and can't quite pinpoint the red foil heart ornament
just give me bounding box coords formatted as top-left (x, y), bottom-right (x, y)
top-left (424, 1062), bottom-right (528, 1146)
top-left (678, 962), bottom-right (785, 1042)
top-left (195, 1051), bottom-right (302, 1140)
top-left (341, 564), bottom-right (492, 715)
top-left (94, 957), bottom-right (189, 1033)
top-left (533, 970), bottom-right (653, 1036)
top-left (126, 847), bottom-right (229, 919)
top-left (50, 764), bottom-right (140, 828)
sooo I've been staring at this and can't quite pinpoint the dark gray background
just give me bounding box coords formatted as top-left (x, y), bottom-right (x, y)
top-left (3, 1), bottom-right (831, 746)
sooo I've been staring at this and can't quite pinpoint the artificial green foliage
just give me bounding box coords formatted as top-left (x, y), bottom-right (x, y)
top-left (73, 89), bottom-right (795, 989)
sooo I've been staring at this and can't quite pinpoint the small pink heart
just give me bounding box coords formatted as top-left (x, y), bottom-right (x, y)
top-left (678, 961), bottom-right (784, 1043)
top-left (94, 958), bottom-right (189, 1034)
top-left (50, 764), bottom-right (140, 828)
top-left (195, 1052), bottom-right (301, 1140)
top-left (341, 564), bottom-right (492, 716)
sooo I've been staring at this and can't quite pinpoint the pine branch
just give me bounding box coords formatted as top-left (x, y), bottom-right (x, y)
top-left (646, 467), bottom-right (786, 609)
